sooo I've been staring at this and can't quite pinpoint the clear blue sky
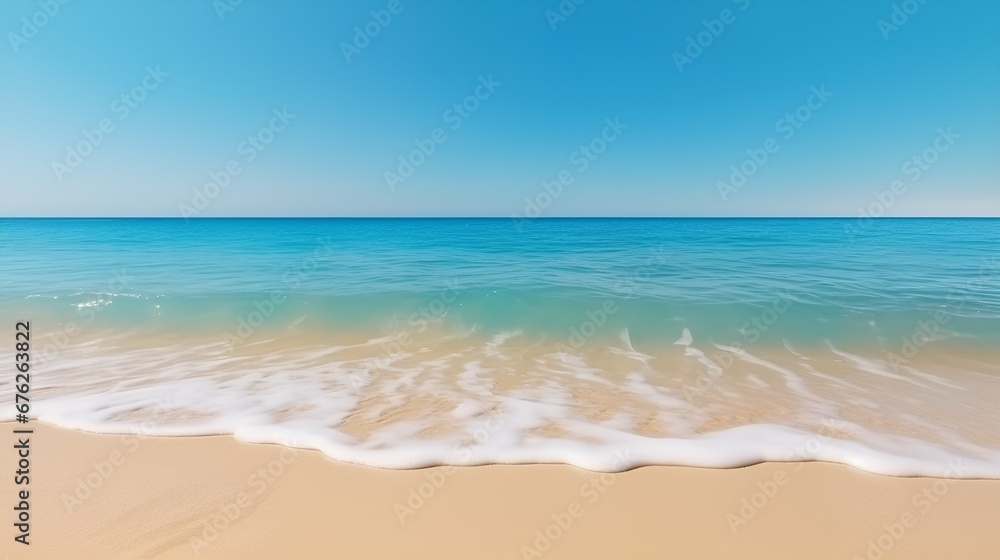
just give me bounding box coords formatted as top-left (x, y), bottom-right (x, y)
top-left (2, 0), bottom-right (998, 217)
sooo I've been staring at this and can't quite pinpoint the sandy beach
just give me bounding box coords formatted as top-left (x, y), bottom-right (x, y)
top-left (2, 422), bottom-right (998, 559)
top-left (5, 0), bottom-right (999, 554)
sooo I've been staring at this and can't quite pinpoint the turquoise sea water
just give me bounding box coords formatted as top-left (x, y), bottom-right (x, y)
top-left (1, 218), bottom-right (998, 349)
top-left (2, 218), bottom-right (999, 475)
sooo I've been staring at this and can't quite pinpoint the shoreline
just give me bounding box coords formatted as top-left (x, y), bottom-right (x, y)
top-left (7, 335), bottom-right (999, 478)
top-left (3, 422), bottom-right (999, 559)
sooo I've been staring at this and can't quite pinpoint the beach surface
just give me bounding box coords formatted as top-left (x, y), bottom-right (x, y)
top-left (2, 422), bottom-right (998, 559)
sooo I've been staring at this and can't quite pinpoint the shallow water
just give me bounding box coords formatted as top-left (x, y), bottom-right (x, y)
top-left (1, 218), bottom-right (998, 475)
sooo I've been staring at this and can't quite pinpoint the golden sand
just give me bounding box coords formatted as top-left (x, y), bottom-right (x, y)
top-left (2, 423), bottom-right (998, 559)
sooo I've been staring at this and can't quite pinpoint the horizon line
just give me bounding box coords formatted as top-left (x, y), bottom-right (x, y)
top-left (1, 216), bottom-right (998, 220)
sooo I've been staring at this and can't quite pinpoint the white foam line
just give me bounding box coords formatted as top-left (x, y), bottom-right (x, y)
top-left (714, 343), bottom-right (816, 399)
top-left (4, 340), bottom-right (998, 478)
top-left (901, 367), bottom-right (968, 391)
top-left (22, 410), bottom-right (1000, 477)
top-left (828, 348), bottom-right (933, 389)
top-left (801, 366), bottom-right (867, 391)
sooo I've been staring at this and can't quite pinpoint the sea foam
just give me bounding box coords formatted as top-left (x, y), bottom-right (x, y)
top-left (5, 329), bottom-right (999, 478)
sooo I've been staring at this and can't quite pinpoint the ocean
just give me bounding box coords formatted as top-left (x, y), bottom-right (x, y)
top-left (1, 218), bottom-right (998, 475)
